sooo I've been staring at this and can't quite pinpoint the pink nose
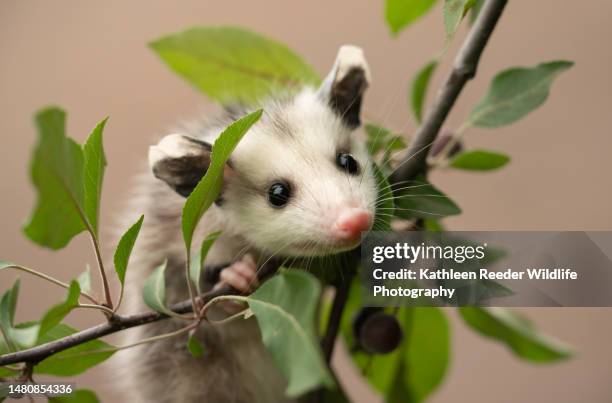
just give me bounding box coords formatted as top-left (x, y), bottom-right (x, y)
top-left (331, 208), bottom-right (373, 241)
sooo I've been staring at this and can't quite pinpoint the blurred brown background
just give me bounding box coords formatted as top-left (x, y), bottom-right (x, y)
top-left (1, 1), bottom-right (612, 402)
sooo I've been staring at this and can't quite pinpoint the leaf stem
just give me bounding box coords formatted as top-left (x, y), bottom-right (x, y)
top-left (77, 303), bottom-right (116, 316)
top-left (102, 322), bottom-right (198, 354)
top-left (87, 231), bottom-right (113, 310)
top-left (0, 264), bottom-right (99, 304)
top-left (185, 254), bottom-right (199, 318)
top-left (207, 308), bottom-right (250, 325)
top-left (114, 287), bottom-right (125, 314)
top-left (200, 294), bottom-right (248, 318)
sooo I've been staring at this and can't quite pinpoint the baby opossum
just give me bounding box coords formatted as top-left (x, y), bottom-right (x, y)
top-left (117, 46), bottom-right (378, 403)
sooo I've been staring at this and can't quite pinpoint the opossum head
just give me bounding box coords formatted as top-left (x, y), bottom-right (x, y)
top-left (149, 46), bottom-right (378, 257)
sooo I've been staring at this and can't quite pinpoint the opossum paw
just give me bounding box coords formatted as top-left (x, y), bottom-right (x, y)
top-left (215, 254), bottom-right (259, 294)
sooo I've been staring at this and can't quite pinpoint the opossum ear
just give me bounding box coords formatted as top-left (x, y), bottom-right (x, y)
top-left (149, 134), bottom-right (219, 198)
top-left (317, 45), bottom-right (371, 129)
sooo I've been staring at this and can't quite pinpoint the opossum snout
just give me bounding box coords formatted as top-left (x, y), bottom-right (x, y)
top-left (331, 208), bottom-right (372, 241)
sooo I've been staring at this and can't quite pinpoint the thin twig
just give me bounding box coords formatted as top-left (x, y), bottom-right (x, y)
top-left (321, 278), bottom-right (352, 362)
top-left (389, 0), bottom-right (508, 185)
top-left (1, 264), bottom-right (99, 304)
top-left (309, 274), bottom-right (353, 403)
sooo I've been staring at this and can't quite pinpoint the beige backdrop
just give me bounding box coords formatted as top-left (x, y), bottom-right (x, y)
top-left (1, 1), bottom-right (612, 402)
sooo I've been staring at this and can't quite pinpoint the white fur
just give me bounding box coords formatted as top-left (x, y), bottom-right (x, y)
top-left (335, 45), bottom-right (371, 84)
top-left (220, 88), bottom-right (378, 256)
top-left (148, 133), bottom-right (203, 169)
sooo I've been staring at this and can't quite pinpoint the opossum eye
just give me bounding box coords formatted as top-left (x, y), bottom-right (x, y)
top-left (336, 153), bottom-right (359, 175)
top-left (268, 181), bottom-right (292, 208)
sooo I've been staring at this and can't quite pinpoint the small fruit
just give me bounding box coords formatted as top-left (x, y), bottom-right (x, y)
top-left (358, 311), bottom-right (403, 354)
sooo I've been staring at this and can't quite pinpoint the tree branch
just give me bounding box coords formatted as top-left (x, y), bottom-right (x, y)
top-left (0, 285), bottom-right (236, 367)
top-left (321, 275), bottom-right (353, 362)
top-left (389, 0), bottom-right (508, 185)
top-left (0, 258), bottom-right (281, 367)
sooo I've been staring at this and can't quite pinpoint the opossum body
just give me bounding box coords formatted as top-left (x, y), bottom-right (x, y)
top-left (116, 46), bottom-right (377, 403)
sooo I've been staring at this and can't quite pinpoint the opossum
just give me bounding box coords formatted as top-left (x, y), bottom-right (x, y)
top-left (117, 46), bottom-right (377, 403)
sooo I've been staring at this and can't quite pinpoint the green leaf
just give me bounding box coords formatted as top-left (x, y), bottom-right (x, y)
top-left (77, 265), bottom-right (92, 295)
top-left (365, 125), bottom-right (408, 172)
top-left (396, 308), bottom-right (450, 402)
top-left (150, 27), bottom-right (320, 104)
top-left (0, 334), bottom-right (9, 355)
top-left (0, 269), bottom-right (81, 350)
top-left (424, 219), bottom-right (446, 231)
top-left (142, 261), bottom-right (175, 316)
top-left (38, 281), bottom-right (80, 341)
top-left (23, 108), bottom-right (110, 249)
top-left (49, 389), bottom-right (100, 403)
top-left (373, 164), bottom-right (394, 231)
top-left (469, 61), bottom-right (574, 128)
top-left (365, 124), bottom-right (393, 156)
top-left (468, 0), bottom-right (485, 24)
top-left (410, 59), bottom-right (438, 123)
top-left (35, 324), bottom-right (115, 376)
top-left (114, 215), bottom-right (144, 287)
top-left (385, 0), bottom-right (438, 35)
top-left (0, 279), bottom-right (19, 328)
top-left (450, 150), bottom-right (510, 171)
top-left (394, 177), bottom-right (461, 219)
top-left (444, 0), bottom-right (475, 38)
top-left (82, 118), bottom-right (108, 236)
top-left (385, 136), bottom-right (408, 152)
top-left (190, 231), bottom-right (222, 295)
top-left (381, 136), bottom-right (408, 173)
top-left (0, 279), bottom-right (20, 350)
top-left (459, 307), bottom-right (572, 362)
top-left (182, 110), bottom-right (262, 252)
top-left (23, 108), bottom-right (87, 249)
top-left (247, 270), bottom-right (333, 397)
top-left (0, 321), bottom-right (25, 377)
top-left (7, 324), bottom-right (40, 352)
top-left (187, 333), bottom-right (205, 358)
top-left (0, 283), bottom-right (40, 350)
